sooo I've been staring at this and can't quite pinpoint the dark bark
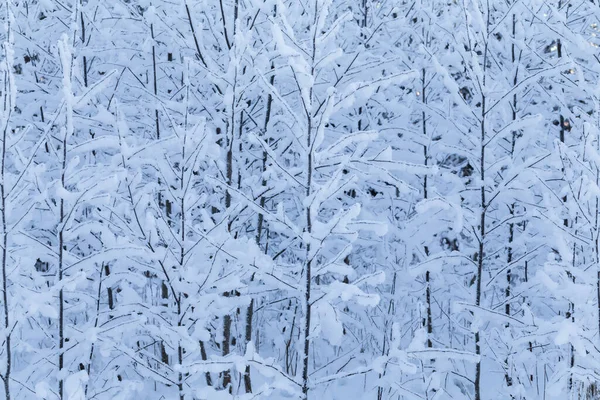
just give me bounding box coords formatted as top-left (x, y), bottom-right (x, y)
top-left (1, 69), bottom-right (11, 400)
top-left (474, 35), bottom-right (489, 400)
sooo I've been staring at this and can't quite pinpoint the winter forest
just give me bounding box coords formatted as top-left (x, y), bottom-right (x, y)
top-left (5, 0), bottom-right (600, 399)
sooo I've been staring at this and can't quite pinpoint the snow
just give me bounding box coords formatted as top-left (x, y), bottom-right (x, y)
top-left (1, 0), bottom-right (600, 399)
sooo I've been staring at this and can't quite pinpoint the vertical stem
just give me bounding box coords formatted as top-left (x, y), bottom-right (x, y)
top-left (178, 155), bottom-right (185, 400)
top-left (421, 68), bottom-right (433, 350)
top-left (0, 50), bottom-right (11, 400)
top-left (505, 13), bottom-right (519, 392)
top-left (474, 20), bottom-right (489, 400)
top-left (596, 107), bottom-right (600, 343)
top-left (81, 10), bottom-right (87, 88)
top-left (175, 80), bottom-right (194, 400)
top-left (58, 121), bottom-right (67, 400)
top-left (302, 4), bottom-right (319, 398)
top-left (221, 313), bottom-right (231, 391)
top-left (151, 23), bottom-right (159, 139)
top-left (361, 0), bottom-right (367, 27)
top-left (505, 207), bottom-right (514, 390)
top-left (105, 264), bottom-right (114, 312)
top-left (222, 3), bottom-right (240, 388)
top-left (160, 282), bottom-right (169, 365)
top-left (0, 6), bottom-right (13, 395)
top-left (221, 68), bottom-right (236, 394)
top-left (57, 35), bottom-right (75, 400)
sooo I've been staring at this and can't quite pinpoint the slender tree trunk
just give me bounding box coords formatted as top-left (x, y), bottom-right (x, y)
top-left (421, 68), bottom-right (433, 350)
top-left (151, 23), bottom-right (159, 140)
top-left (56, 34), bottom-right (78, 400)
top-left (301, 181), bottom-right (313, 400)
top-left (160, 282), bottom-right (169, 366)
top-left (302, 4), bottom-right (321, 400)
top-left (151, 24), bottom-right (166, 373)
top-left (174, 82), bottom-right (196, 400)
top-left (221, 128), bottom-right (234, 392)
top-left (596, 120), bottom-right (600, 342)
top-left (505, 14), bottom-right (520, 391)
top-left (361, 0), bottom-right (367, 28)
top-left (220, 8), bottom-right (240, 389)
top-left (474, 36), bottom-right (489, 400)
top-left (81, 10), bottom-right (87, 88)
top-left (105, 264), bottom-right (114, 314)
top-left (178, 163), bottom-right (185, 400)
top-left (58, 113), bottom-right (68, 400)
top-left (301, 6), bottom-right (319, 397)
top-left (0, 7), bottom-right (15, 395)
top-left (505, 207), bottom-right (514, 390)
top-left (301, 85), bottom-right (314, 399)
top-left (0, 48), bottom-right (11, 400)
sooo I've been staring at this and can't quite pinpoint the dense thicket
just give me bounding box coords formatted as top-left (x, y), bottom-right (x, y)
top-left (1, 0), bottom-right (600, 399)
